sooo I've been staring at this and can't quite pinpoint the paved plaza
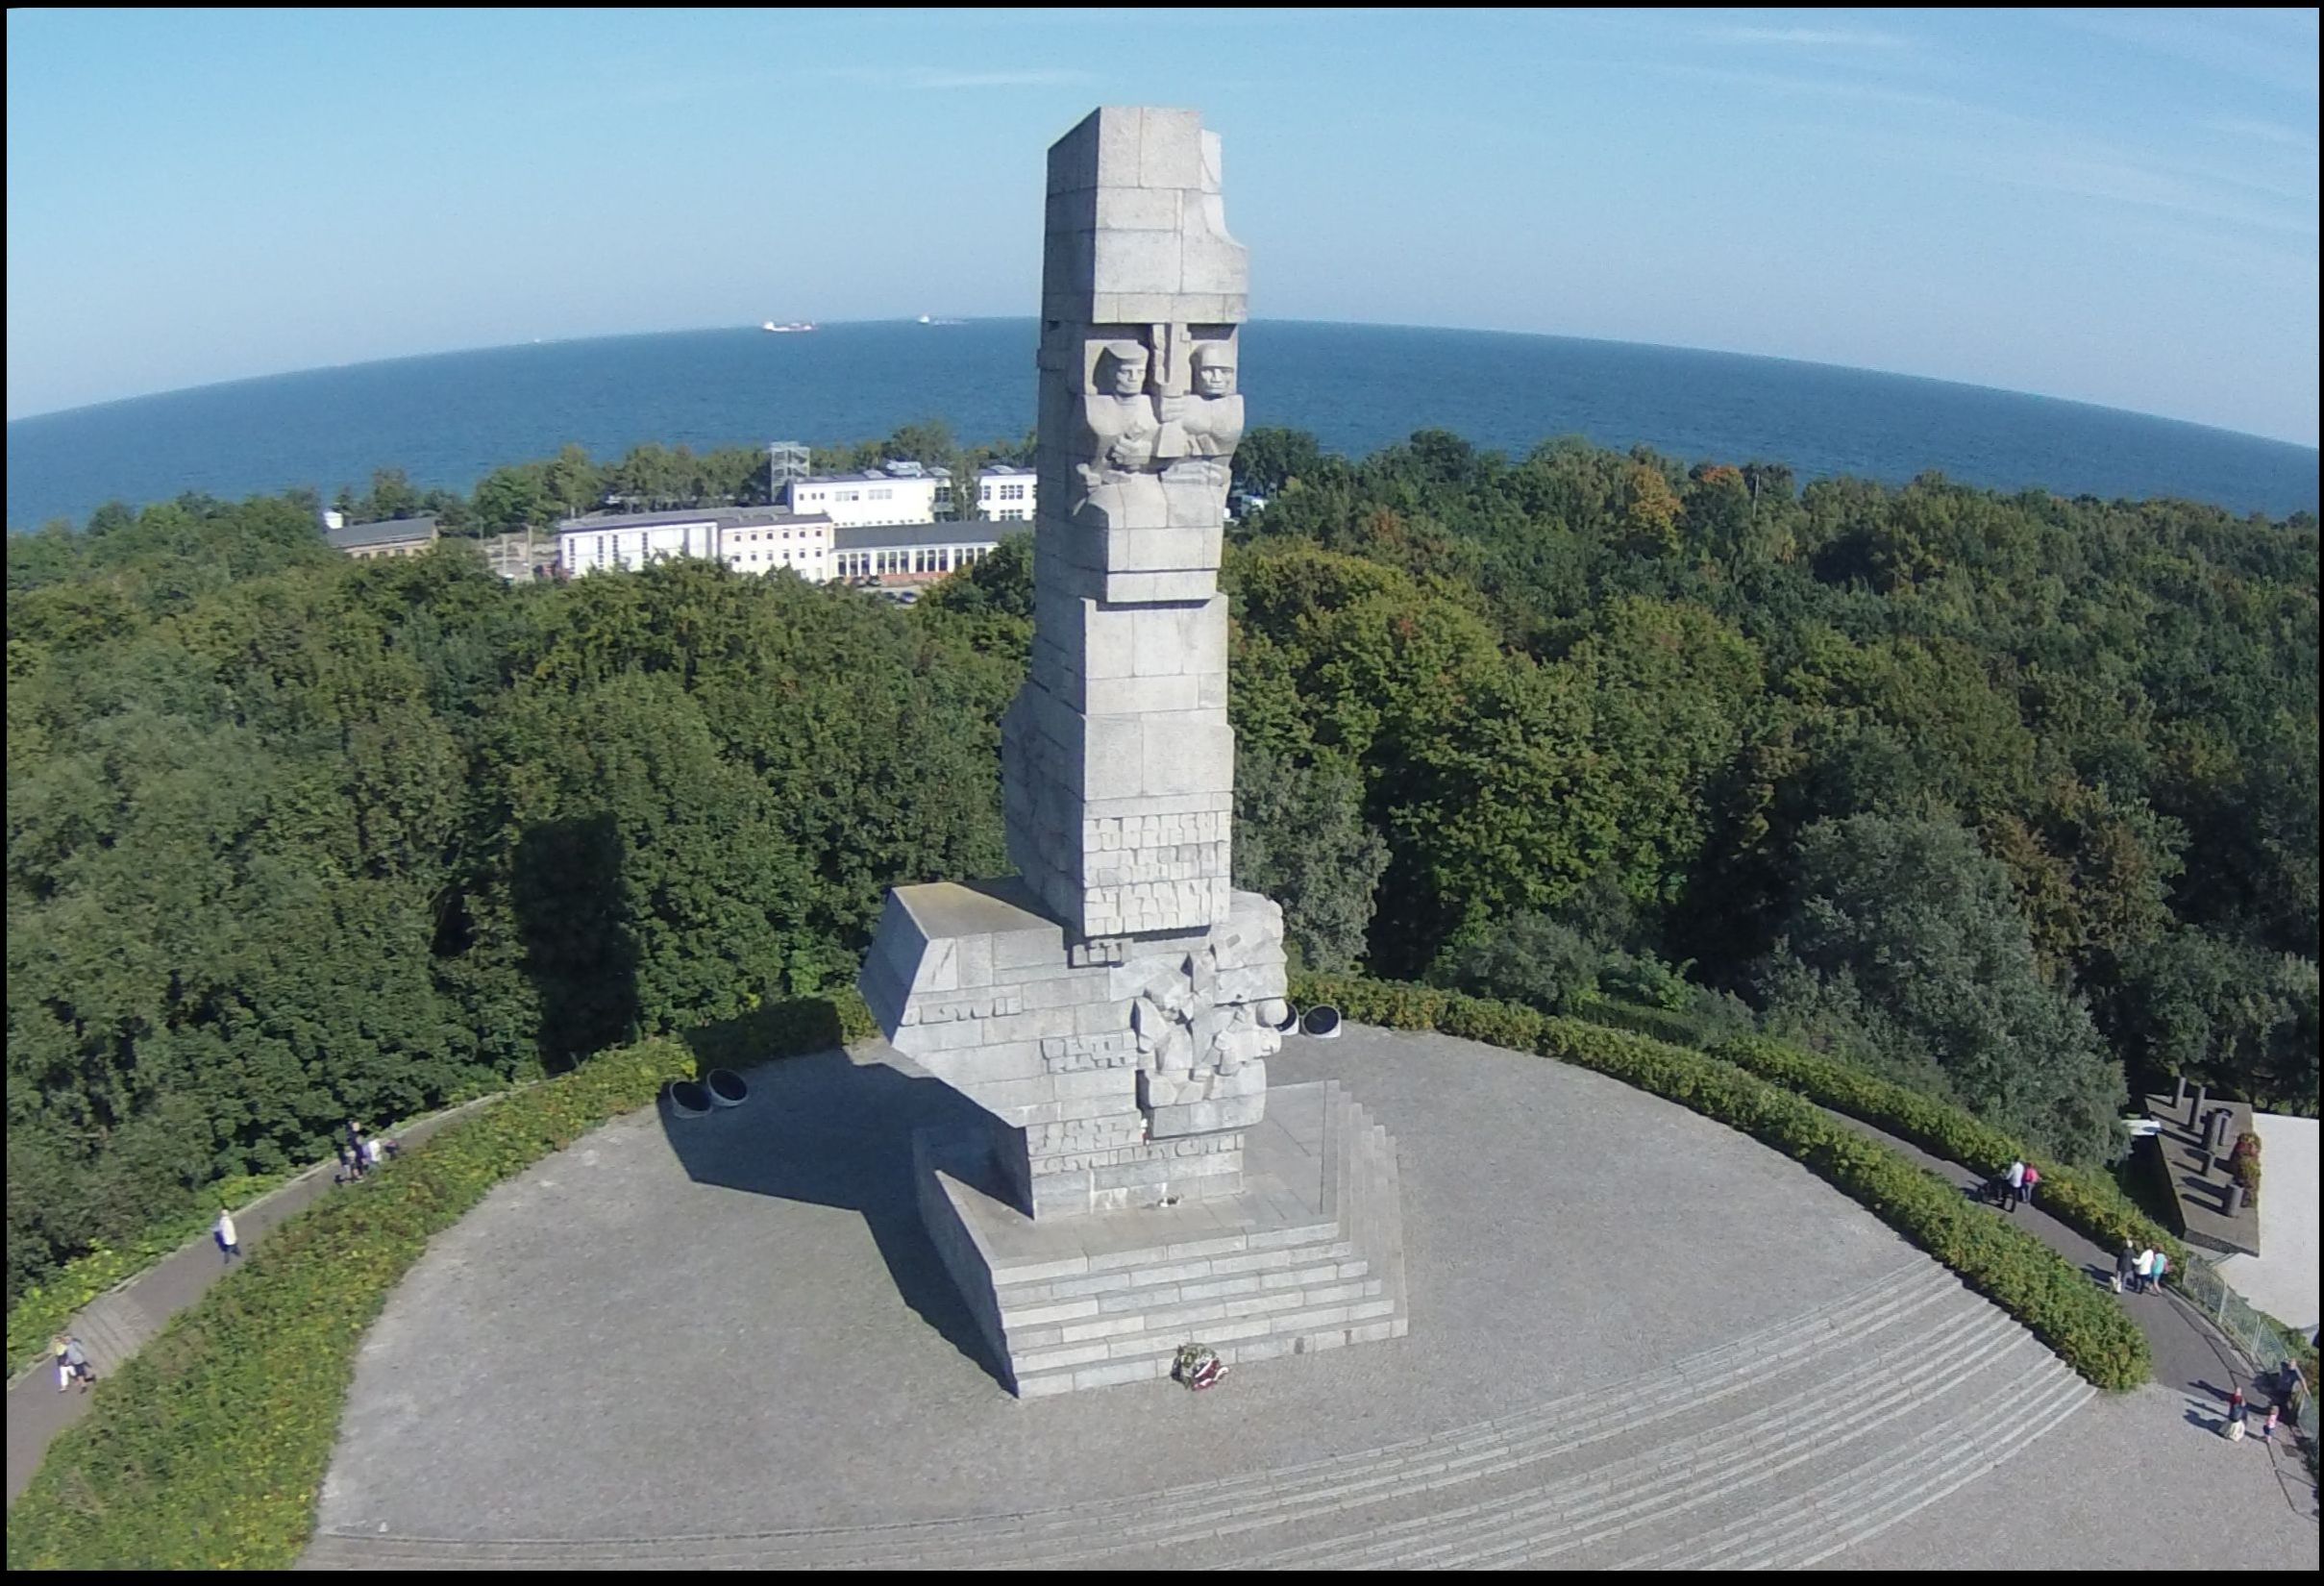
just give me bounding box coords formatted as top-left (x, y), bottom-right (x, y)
top-left (2218, 1113), bottom-right (2319, 1336)
top-left (307, 1026), bottom-right (2317, 1569)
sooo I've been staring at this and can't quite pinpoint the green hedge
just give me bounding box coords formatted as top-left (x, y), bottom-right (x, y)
top-left (7, 994), bottom-right (873, 1572)
top-left (1294, 973), bottom-right (2152, 1394)
top-left (1703, 1034), bottom-right (2191, 1276)
top-left (1571, 997), bottom-right (1720, 1049)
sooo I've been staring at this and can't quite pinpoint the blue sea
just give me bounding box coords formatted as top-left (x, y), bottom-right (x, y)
top-left (7, 320), bottom-right (2316, 530)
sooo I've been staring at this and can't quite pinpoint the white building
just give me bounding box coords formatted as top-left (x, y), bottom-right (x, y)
top-left (788, 465), bottom-right (946, 528)
top-left (713, 510), bottom-right (835, 581)
top-left (975, 463), bottom-right (1036, 522)
top-left (785, 460), bottom-right (1037, 528)
top-left (556, 507), bottom-right (835, 582)
top-left (831, 522), bottom-right (1008, 586)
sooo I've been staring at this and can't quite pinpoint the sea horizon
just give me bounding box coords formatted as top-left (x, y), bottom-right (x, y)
top-left (9, 318), bottom-right (2318, 530)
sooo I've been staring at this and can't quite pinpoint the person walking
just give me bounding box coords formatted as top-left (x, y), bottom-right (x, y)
top-left (2017, 1164), bottom-right (2040, 1209)
top-left (2002, 1159), bottom-right (2026, 1214)
top-left (2149, 1249), bottom-right (2169, 1294)
top-left (2224, 1389), bottom-right (2249, 1442)
top-left (2114, 1239), bottom-right (2138, 1294)
top-left (2134, 1247), bottom-right (2156, 1294)
top-left (57, 1334), bottom-right (93, 1393)
top-left (214, 1206), bottom-right (240, 1264)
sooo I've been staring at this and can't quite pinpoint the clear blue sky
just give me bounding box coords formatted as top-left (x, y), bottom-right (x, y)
top-left (7, 8), bottom-right (2318, 445)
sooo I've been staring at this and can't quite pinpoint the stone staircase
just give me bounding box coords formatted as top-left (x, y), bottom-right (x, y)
top-left (302, 1259), bottom-right (2090, 1570)
top-left (990, 1081), bottom-right (1409, 1398)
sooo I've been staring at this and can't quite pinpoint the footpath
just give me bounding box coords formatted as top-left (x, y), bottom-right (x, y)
top-left (1821, 1110), bottom-right (2318, 1511)
top-left (5, 1099), bottom-right (493, 1507)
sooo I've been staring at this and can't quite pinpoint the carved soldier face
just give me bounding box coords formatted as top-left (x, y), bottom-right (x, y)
top-left (1194, 353), bottom-right (1237, 397)
top-left (1096, 345), bottom-right (1149, 398)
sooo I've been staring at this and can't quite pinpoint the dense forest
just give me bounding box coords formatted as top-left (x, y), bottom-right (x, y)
top-left (7, 429), bottom-right (2316, 1304)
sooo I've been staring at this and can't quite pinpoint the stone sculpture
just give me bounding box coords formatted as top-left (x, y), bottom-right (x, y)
top-left (858, 109), bottom-right (1405, 1394)
top-left (863, 106), bottom-right (1271, 1218)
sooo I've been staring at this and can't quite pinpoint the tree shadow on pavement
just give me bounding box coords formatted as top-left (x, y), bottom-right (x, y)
top-left (655, 1046), bottom-right (1013, 1391)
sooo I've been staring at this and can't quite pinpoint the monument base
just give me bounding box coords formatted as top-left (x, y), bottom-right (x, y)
top-left (914, 1078), bottom-right (1409, 1398)
top-left (860, 878), bottom-right (1288, 1217)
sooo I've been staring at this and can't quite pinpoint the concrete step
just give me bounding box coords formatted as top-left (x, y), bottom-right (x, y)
top-left (789, 1265), bottom-right (1970, 1562)
top-left (1246, 1297), bottom-right (2037, 1568)
top-left (1452, 1338), bottom-right (2075, 1568)
top-left (1006, 1085), bottom-right (1404, 1394)
top-left (1013, 1286), bottom-right (1399, 1396)
top-left (302, 1262), bottom-right (2045, 1571)
top-left (1628, 1359), bottom-right (2092, 1569)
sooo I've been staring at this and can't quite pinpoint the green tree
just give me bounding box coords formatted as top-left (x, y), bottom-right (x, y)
top-left (542, 444), bottom-right (602, 519)
top-left (362, 468), bottom-right (421, 523)
top-left (1233, 427), bottom-right (1328, 498)
top-left (2099, 931), bottom-right (2318, 1111)
top-left (473, 466), bottom-right (551, 534)
top-left (1756, 814), bottom-right (2129, 1163)
top-left (1233, 745), bottom-right (1390, 972)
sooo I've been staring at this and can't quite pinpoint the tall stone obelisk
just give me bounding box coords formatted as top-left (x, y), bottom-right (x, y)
top-left (859, 109), bottom-right (1408, 1395)
top-left (1003, 107), bottom-right (1246, 943)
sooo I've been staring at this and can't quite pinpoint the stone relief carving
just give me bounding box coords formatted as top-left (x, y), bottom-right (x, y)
top-left (1123, 895), bottom-right (1287, 1138)
top-left (1071, 339), bottom-right (1164, 530)
top-left (1159, 341), bottom-right (1242, 526)
top-left (1067, 328), bottom-right (1243, 531)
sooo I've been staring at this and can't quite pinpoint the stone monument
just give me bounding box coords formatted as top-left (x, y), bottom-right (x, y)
top-left (861, 108), bottom-right (1407, 1397)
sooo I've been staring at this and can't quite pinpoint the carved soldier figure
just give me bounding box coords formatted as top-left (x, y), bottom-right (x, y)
top-left (1072, 339), bottom-right (1164, 529)
top-left (1155, 341), bottom-right (1240, 527)
top-left (1169, 341), bottom-right (1244, 457)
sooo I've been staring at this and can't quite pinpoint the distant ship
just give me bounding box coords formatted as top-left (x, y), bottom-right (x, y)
top-left (916, 314), bottom-right (965, 326)
top-left (761, 321), bottom-right (817, 334)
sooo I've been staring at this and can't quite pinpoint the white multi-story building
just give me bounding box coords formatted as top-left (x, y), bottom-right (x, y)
top-left (788, 465), bottom-right (946, 528)
top-left (975, 463), bottom-right (1037, 521)
top-left (785, 460), bottom-right (1037, 527)
top-left (556, 507), bottom-right (835, 582)
top-left (715, 511), bottom-right (834, 581)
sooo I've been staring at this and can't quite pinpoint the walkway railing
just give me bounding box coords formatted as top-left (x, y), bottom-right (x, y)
top-left (2176, 1253), bottom-right (2318, 1442)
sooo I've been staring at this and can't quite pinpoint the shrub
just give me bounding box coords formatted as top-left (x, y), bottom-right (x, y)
top-left (2229, 1130), bottom-right (2262, 1206)
top-left (1598, 950), bottom-right (1695, 1012)
top-left (1575, 998), bottom-right (1720, 1048)
top-left (1572, 991), bottom-right (1756, 1050)
top-left (1705, 1033), bottom-right (2189, 1277)
top-left (1294, 973), bottom-right (2152, 1394)
top-left (1431, 915), bottom-right (1605, 1015)
top-left (7, 995), bottom-right (865, 1572)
